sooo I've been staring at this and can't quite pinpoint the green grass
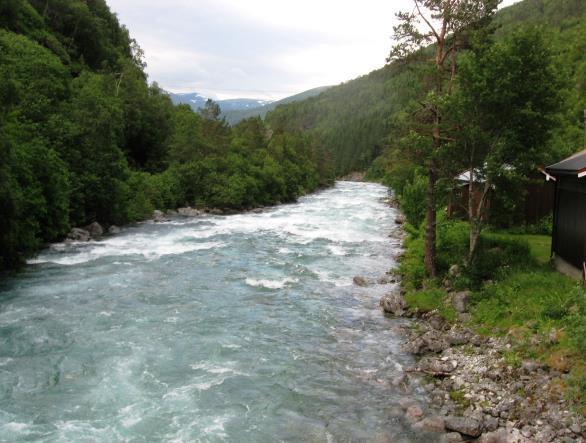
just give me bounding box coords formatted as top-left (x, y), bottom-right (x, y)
top-left (404, 288), bottom-right (458, 322)
top-left (486, 232), bottom-right (551, 265)
top-left (400, 220), bottom-right (586, 413)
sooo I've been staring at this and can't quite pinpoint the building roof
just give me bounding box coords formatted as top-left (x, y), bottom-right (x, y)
top-left (546, 149), bottom-right (586, 177)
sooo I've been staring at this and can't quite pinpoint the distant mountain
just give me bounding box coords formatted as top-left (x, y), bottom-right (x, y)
top-left (217, 98), bottom-right (273, 112)
top-left (167, 87), bottom-right (332, 125)
top-left (167, 92), bottom-right (272, 115)
top-left (168, 92), bottom-right (209, 110)
top-left (223, 86), bottom-right (332, 125)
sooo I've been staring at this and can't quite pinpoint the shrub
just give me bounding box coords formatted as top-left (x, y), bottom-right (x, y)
top-left (399, 173), bottom-right (427, 227)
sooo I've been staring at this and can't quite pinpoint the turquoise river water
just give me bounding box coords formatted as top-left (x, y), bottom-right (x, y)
top-left (0, 181), bottom-right (439, 442)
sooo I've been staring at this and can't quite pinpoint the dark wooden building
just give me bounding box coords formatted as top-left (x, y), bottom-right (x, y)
top-left (447, 169), bottom-right (554, 225)
top-left (546, 149), bottom-right (586, 277)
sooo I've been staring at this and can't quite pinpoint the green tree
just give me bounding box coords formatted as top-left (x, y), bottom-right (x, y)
top-left (451, 27), bottom-right (562, 261)
top-left (389, 0), bottom-right (501, 277)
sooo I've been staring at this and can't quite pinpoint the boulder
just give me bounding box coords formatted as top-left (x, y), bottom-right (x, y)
top-left (440, 433), bottom-right (464, 443)
top-left (379, 292), bottom-right (407, 316)
top-left (477, 429), bottom-right (510, 443)
top-left (177, 207), bottom-right (201, 217)
top-left (377, 275), bottom-right (397, 285)
top-left (67, 228), bottom-right (91, 242)
top-left (445, 416), bottom-right (482, 437)
top-left (353, 276), bottom-right (370, 287)
top-left (84, 221), bottom-right (103, 238)
top-left (447, 329), bottom-right (472, 346)
top-left (452, 291), bottom-right (471, 313)
top-left (395, 215), bottom-right (405, 225)
top-left (153, 210), bottom-right (168, 222)
top-left (412, 416), bottom-right (446, 433)
top-left (423, 312), bottom-right (446, 331)
top-left (404, 330), bottom-right (450, 355)
top-left (108, 225), bottom-right (121, 235)
top-left (208, 208), bottom-right (224, 215)
top-left (418, 356), bottom-right (458, 374)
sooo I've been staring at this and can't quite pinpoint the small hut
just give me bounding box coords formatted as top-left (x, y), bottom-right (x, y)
top-left (545, 149), bottom-right (586, 277)
top-left (447, 168), bottom-right (553, 226)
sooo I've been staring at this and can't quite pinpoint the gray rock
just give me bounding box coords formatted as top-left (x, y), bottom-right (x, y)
top-left (427, 313), bottom-right (446, 331)
top-left (447, 329), bottom-right (471, 346)
top-left (377, 275), bottom-right (397, 285)
top-left (84, 221), bottom-right (104, 237)
top-left (153, 210), bottom-right (167, 222)
top-left (404, 330), bottom-right (450, 355)
top-left (379, 292), bottom-right (407, 316)
top-left (444, 416), bottom-right (482, 437)
top-left (418, 356), bottom-right (458, 374)
top-left (483, 415), bottom-right (499, 432)
top-left (67, 228), bottom-right (91, 242)
top-left (353, 276), bottom-right (370, 287)
top-left (252, 207), bottom-right (264, 214)
top-left (107, 225), bottom-right (121, 235)
top-left (452, 291), bottom-right (471, 313)
top-left (177, 207), bottom-right (201, 217)
top-left (440, 432), bottom-right (464, 443)
top-left (395, 215), bottom-right (405, 225)
top-left (208, 208), bottom-right (224, 215)
top-left (413, 416), bottom-right (445, 433)
top-left (166, 209), bottom-right (178, 216)
top-left (477, 429), bottom-right (508, 443)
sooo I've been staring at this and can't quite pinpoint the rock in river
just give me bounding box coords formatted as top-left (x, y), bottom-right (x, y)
top-left (379, 291), bottom-right (407, 316)
top-left (66, 227), bottom-right (91, 242)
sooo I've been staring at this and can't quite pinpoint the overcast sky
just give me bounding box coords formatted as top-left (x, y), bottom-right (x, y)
top-left (108, 0), bottom-right (522, 100)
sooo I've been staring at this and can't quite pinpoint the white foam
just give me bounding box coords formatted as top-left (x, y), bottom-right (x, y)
top-left (2, 422), bottom-right (30, 433)
top-left (244, 277), bottom-right (298, 289)
top-left (29, 240), bottom-right (225, 265)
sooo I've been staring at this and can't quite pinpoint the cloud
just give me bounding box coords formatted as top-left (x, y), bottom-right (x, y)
top-left (108, 0), bottom-right (522, 100)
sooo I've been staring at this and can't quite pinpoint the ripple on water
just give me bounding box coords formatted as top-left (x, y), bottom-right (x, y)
top-left (0, 182), bottom-right (440, 442)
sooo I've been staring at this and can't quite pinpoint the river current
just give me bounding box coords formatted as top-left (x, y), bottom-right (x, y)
top-left (0, 181), bottom-right (438, 442)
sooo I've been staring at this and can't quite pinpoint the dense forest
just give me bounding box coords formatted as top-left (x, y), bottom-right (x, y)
top-left (266, 0), bottom-right (586, 179)
top-left (0, 0), bottom-right (333, 271)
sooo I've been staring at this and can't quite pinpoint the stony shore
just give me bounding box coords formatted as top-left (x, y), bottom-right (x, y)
top-left (375, 196), bottom-right (585, 443)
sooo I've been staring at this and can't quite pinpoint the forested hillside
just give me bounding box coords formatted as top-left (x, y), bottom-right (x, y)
top-left (266, 0), bottom-right (586, 176)
top-left (223, 86), bottom-right (332, 125)
top-left (0, 0), bottom-right (332, 271)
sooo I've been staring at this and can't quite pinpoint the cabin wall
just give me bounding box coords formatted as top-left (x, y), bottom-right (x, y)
top-left (553, 176), bottom-right (586, 270)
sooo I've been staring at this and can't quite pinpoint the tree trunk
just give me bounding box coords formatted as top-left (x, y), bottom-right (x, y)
top-left (469, 219), bottom-right (481, 265)
top-left (468, 179), bottom-right (491, 264)
top-left (424, 160), bottom-right (437, 277)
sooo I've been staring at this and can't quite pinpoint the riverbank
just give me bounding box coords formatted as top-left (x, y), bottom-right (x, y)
top-left (379, 206), bottom-right (586, 442)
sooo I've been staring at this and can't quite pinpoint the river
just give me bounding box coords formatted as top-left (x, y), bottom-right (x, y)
top-left (0, 181), bottom-right (438, 442)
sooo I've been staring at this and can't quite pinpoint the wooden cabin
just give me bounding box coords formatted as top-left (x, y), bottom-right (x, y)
top-left (545, 149), bottom-right (586, 278)
top-left (447, 169), bottom-right (553, 226)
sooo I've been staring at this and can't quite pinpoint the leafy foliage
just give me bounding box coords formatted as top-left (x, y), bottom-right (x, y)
top-left (0, 1), bottom-right (331, 271)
